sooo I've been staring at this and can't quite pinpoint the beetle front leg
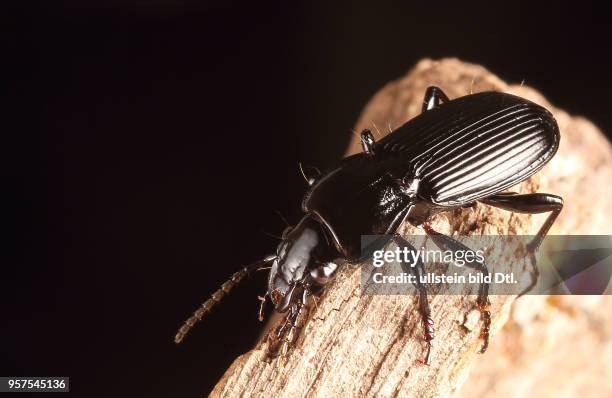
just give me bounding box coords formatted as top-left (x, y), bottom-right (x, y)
top-left (392, 235), bottom-right (435, 365)
top-left (269, 286), bottom-right (310, 358)
top-left (277, 302), bottom-right (308, 357)
top-left (422, 86), bottom-right (450, 113)
top-left (422, 223), bottom-right (491, 354)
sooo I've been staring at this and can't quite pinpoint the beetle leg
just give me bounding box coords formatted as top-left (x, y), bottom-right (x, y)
top-left (279, 303), bottom-right (305, 357)
top-left (480, 192), bottom-right (563, 253)
top-left (422, 86), bottom-right (450, 113)
top-left (277, 310), bottom-right (296, 356)
top-left (266, 311), bottom-right (293, 359)
top-left (257, 293), bottom-right (268, 321)
top-left (269, 285), bottom-right (310, 358)
top-left (480, 192), bottom-right (564, 295)
top-left (422, 223), bottom-right (491, 354)
top-left (392, 235), bottom-right (435, 365)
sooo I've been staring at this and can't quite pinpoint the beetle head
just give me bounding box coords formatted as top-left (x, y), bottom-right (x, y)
top-left (267, 214), bottom-right (325, 312)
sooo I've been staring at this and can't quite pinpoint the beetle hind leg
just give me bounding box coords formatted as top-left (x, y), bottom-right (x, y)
top-left (480, 192), bottom-right (564, 295)
top-left (480, 192), bottom-right (563, 253)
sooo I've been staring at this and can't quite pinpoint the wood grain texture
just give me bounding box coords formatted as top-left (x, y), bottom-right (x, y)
top-left (209, 58), bottom-right (612, 398)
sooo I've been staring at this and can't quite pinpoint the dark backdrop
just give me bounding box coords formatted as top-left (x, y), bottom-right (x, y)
top-left (4, 2), bottom-right (611, 397)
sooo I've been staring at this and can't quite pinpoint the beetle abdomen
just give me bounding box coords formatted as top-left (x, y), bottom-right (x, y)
top-left (378, 92), bottom-right (560, 206)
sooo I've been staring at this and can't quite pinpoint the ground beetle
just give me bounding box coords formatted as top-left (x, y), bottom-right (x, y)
top-left (175, 86), bottom-right (563, 364)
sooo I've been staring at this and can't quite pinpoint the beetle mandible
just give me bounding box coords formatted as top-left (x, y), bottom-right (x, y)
top-left (175, 86), bottom-right (563, 364)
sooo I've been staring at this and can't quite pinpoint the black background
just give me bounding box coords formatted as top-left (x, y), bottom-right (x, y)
top-left (4, 2), bottom-right (611, 397)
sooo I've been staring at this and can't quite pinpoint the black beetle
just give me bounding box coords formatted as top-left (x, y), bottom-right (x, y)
top-left (175, 86), bottom-right (563, 363)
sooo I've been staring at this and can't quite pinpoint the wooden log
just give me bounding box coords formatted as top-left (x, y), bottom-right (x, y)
top-left (210, 58), bottom-right (612, 398)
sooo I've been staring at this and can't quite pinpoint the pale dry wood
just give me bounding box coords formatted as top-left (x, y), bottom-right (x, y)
top-left (210, 58), bottom-right (612, 398)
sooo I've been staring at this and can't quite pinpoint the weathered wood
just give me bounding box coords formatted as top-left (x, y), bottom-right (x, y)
top-left (210, 58), bottom-right (612, 398)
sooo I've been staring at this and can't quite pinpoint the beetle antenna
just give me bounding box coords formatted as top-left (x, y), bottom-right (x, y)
top-left (174, 257), bottom-right (275, 344)
top-left (520, 78), bottom-right (526, 87)
top-left (274, 210), bottom-right (290, 228)
top-left (262, 230), bottom-right (282, 240)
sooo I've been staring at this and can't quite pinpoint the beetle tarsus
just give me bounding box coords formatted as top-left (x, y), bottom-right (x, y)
top-left (269, 301), bottom-right (307, 359)
top-left (421, 318), bottom-right (435, 365)
top-left (257, 294), bottom-right (268, 321)
top-left (517, 252), bottom-right (540, 297)
top-left (420, 342), bottom-right (432, 366)
top-left (476, 297), bottom-right (491, 353)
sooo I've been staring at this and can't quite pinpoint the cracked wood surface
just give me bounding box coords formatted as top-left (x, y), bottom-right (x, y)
top-left (210, 58), bottom-right (612, 398)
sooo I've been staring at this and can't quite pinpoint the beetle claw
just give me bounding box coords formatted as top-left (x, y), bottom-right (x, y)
top-left (418, 342), bottom-right (432, 366)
